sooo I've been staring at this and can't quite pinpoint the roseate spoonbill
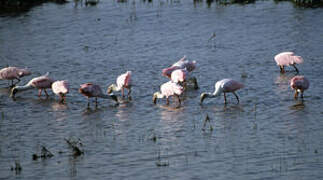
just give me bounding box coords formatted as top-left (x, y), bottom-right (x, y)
top-left (162, 56), bottom-right (196, 78)
top-left (79, 83), bottom-right (118, 107)
top-left (153, 81), bottom-right (184, 106)
top-left (10, 72), bottom-right (54, 98)
top-left (0, 67), bottom-right (31, 86)
top-left (171, 69), bottom-right (198, 89)
top-left (274, 52), bottom-right (303, 73)
top-left (52, 80), bottom-right (69, 103)
top-left (107, 71), bottom-right (132, 98)
top-left (290, 75), bottom-right (309, 99)
top-left (200, 79), bottom-right (244, 104)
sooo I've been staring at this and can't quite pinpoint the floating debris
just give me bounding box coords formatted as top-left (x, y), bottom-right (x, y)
top-left (208, 32), bottom-right (216, 41)
top-left (10, 161), bottom-right (22, 173)
top-left (32, 146), bottom-right (54, 160)
top-left (65, 138), bottom-right (84, 157)
top-left (155, 161), bottom-right (169, 167)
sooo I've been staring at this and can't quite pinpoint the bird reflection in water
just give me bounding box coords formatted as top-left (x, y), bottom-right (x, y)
top-left (115, 100), bottom-right (133, 122)
top-left (51, 101), bottom-right (69, 122)
top-left (159, 105), bottom-right (184, 123)
top-left (275, 73), bottom-right (294, 91)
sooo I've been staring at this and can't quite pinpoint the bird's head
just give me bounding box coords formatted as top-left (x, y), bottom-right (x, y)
top-left (107, 84), bottom-right (114, 94)
top-left (152, 92), bottom-right (159, 104)
top-left (10, 87), bottom-right (18, 98)
top-left (200, 93), bottom-right (208, 104)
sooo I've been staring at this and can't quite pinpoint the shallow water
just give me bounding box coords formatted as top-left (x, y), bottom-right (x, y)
top-left (0, 1), bottom-right (323, 179)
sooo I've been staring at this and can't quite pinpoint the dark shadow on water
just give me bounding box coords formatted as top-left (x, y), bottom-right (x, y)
top-left (289, 99), bottom-right (305, 111)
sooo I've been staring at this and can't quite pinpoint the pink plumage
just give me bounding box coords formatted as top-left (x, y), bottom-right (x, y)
top-left (153, 81), bottom-right (184, 106)
top-left (162, 56), bottom-right (196, 78)
top-left (79, 83), bottom-right (103, 98)
top-left (79, 83), bottom-right (118, 107)
top-left (274, 52), bottom-right (303, 73)
top-left (290, 75), bottom-right (309, 99)
top-left (171, 69), bottom-right (187, 83)
top-left (0, 66), bottom-right (32, 86)
top-left (108, 71), bottom-right (132, 97)
top-left (200, 79), bottom-right (244, 104)
top-left (117, 71), bottom-right (131, 90)
top-left (162, 66), bottom-right (181, 78)
top-left (275, 52), bottom-right (303, 66)
top-left (219, 79), bottom-right (244, 93)
top-left (52, 80), bottom-right (69, 101)
top-left (29, 75), bottom-right (54, 89)
top-left (10, 72), bottom-right (54, 98)
top-left (160, 81), bottom-right (184, 98)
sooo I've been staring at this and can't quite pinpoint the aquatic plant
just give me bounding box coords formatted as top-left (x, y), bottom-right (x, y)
top-left (275, 0), bottom-right (323, 7)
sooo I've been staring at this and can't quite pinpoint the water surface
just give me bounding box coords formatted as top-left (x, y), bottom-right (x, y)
top-left (0, 1), bottom-right (323, 179)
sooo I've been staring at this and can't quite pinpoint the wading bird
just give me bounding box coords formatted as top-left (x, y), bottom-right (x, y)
top-left (290, 75), bottom-right (309, 99)
top-left (200, 79), bottom-right (244, 104)
top-left (0, 67), bottom-right (31, 86)
top-left (162, 56), bottom-right (196, 78)
top-left (153, 81), bottom-right (184, 106)
top-left (107, 71), bottom-right (132, 98)
top-left (10, 72), bottom-right (54, 98)
top-left (79, 83), bottom-right (118, 107)
top-left (274, 52), bottom-right (303, 73)
top-left (52, 80), bottom-right (69, 103)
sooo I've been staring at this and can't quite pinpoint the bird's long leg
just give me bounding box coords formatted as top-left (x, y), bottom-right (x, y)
top-left (280, 66), bottom-right (285, 73)
top-left (191, 77), bottom-right (199, 89)
top-left (294, 90), bottom-right (299, 99)
top-left (177, 95), bottom-right (181, 105)
top-left (13, 78), bottom-right (20, 86)
top-left (232, 92), bottom-right (240, 104)
top-left (292, 64), bottom-right (299, 74)
top-left (301, 90), bottom-right (304, 99)
top-left (121, 88), bottom-right (125, 98)
top-left (87, 98), bottom-right (90, 107)
top-left (176, 95), bottom-right (181, 108)
top-left (166, 97), bottom-right (169, 105)
top-left (127, 88), bottom-right (132, 100)
top-left (38, 89), bottom-right (42, 97)
top-left (95, 97), bottom-right (98, 107)
top-left (127, 88), bottom-right (131, 97)
top-left (44, 89), bottom-right (49, 97)
top-left (223, 92), bottom-right (227, 104)
top-left (60, 94), bottom-right (65, 103)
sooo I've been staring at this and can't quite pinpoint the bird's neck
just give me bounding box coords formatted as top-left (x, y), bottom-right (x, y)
top-left (154, 92), bottom-right (164, 99)
top-left (97, 93), bottom-right (113, 99)
top-left (212, 87), bottom-right (222, 97)
top-left (16, 84), bottom-right (34, 91)
top-left (109, 84), bottom-right (121, 92)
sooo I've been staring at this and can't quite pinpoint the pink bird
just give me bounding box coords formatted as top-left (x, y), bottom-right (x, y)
top-left (153, 81), bottom-right (184, 106)
top-left (0, 66), bottom-right (32, 86)
top-left (290, 75), bottom-right (309, 99)
top-left (10, 72), bottom-right (54, 98)
top-left (162, 56), bottom-right (196, 78)
top-left (200, 79), bottom-right (244, 104)
top-left (107, 71), bottom-right (132, 98)
top-left (171, 69), bottom-right (199, 89)
top-left (79, 83), bottom-right (118, 107)
top-left (52, 80), bottom-right (69, 102)
top-left (274, 52), bottom-right (304, 73)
